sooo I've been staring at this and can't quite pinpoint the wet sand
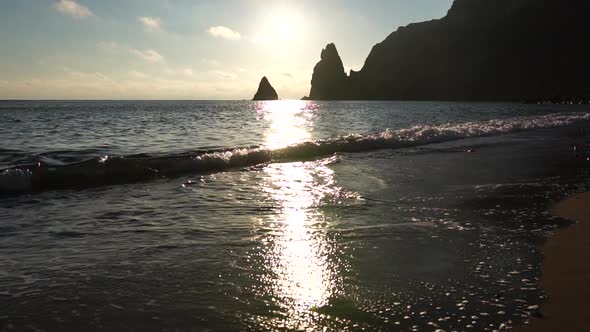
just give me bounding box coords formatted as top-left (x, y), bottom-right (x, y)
top-left (518, 192), bottom-right (590, 331)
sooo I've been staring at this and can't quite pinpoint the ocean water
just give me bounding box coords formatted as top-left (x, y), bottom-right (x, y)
top-left (1, 100), bottom-right (590, 331)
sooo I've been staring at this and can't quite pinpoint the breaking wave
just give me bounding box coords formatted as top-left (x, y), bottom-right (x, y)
top-left (2, 112), bottom-right (589, 192)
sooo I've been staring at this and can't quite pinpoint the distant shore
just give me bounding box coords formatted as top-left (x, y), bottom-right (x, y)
top-left (517, 192), bottom-right (590, 331)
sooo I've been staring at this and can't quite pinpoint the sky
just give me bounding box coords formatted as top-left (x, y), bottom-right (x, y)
top-left (0, 0), bottom-right (453, 100)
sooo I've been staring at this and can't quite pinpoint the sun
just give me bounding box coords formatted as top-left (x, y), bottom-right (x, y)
top-left (272, 16), bottom-right (295, 40)
top-left (256, 10), bottom-right (303, 44)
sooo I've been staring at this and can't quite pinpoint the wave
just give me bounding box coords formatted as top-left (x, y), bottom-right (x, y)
top-left (1, 112), bottom-right (589, 192)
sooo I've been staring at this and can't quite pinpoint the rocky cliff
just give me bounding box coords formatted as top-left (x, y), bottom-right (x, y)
top-left (307, 0), bottom-right (590, 101)
top-left (253, 77), bottom-right (279, 101)
top-left (308, 43), bottom-right (349, 100)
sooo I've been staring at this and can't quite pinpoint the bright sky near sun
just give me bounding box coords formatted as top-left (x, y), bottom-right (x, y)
top-left (0, 0), bottom-right (453, 100)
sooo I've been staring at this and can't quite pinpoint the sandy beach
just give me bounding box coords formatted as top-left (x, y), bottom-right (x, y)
top-left (518, 192), bottom-right (590, 331)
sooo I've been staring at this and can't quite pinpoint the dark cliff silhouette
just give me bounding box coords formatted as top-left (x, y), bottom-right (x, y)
top-left (308, 43), bottom-right (349, 100)
top-left (253, 77), bottom-right (279, 100)
top-left (306, 0), bottom-right (590, 101)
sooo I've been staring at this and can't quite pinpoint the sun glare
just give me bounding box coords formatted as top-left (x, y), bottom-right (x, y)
top-left (272, 16), bottom-right (295, 40)
top-left (255, 10), bottom-right (304, 45)
top-left (257, 100), bottom-right (315, 149)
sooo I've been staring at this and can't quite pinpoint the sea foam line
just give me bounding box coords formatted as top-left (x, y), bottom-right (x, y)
top-left (1, 112), bottom-right (589, 192)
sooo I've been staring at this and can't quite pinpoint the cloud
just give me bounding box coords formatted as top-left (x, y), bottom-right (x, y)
top-left (129, 70), bottom-right (148, 79)
top-left (0, 75), bottom-right (203, 100)
top-left (207, 26), bottom-right (241, 40)
top-left (63, 67), bottom-right (109, 81)
top-left (138, 16), bottom-right (161, 30)
top-left (281, 73), bottom-right (294, 78)
top-left (201, 58), bottom-right (220, 67)
top-left (160, 67), bottom-right (194, 77)
top-left (55, 0), bottom-right (93, 19)
top-left (0, 72), bottom-right (299, 100)
top-left (97, 41), bottom-right (120, 51)
top-left (210, 70), bottom-right (238, 80)
top-left (132, 49), bottom-right (163, 63)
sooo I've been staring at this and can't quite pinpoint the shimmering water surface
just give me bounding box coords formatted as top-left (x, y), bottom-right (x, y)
top-left (1, 101), bottom-right (590, 331)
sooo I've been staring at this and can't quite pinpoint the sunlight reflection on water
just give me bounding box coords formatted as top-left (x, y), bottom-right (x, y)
top-left (263, 163), bottom-right (337, 310)
top-left (255, 101), bottom-right (342, 328)
top-left (257, 100), bottom-right (316, 149)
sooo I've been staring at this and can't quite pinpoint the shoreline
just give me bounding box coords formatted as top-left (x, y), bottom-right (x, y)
top-left (517, 192), bottom-right (590, 331)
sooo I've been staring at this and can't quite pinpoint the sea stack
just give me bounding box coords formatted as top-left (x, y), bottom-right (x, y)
top-left (253, 76), bottom-right (279, 101)
top-left (307, 43), bottom-right (350, 100)
top-left (304, 0), bottom-right (590, 101)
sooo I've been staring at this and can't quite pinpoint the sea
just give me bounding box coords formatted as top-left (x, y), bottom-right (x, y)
top-left (1, 100), bottom-right (590, 331)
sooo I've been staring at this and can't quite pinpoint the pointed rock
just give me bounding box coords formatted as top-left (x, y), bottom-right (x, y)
top-left (308, 43), bottom-right (349, 100)
top-left (312, 0), bottom-right (590, 101)
top-left (253, 76), bottom-right (279, 100)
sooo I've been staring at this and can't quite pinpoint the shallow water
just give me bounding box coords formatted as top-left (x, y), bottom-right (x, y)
top-left (1, 101), bottom-right (590, 331)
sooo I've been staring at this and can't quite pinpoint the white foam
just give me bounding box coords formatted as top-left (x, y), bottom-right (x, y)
top-left (275, 112), bottom-right (590, 159)
top-left (1, 112), bottom-right (589, 192)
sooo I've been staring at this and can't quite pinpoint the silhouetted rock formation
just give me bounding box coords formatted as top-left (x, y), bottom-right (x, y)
top-left (306, 0), bottom-right (590, 101)
top-left (308, 43), bottom-right (349, 100)
top-left (253, 77), bottom-right (279, 100)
